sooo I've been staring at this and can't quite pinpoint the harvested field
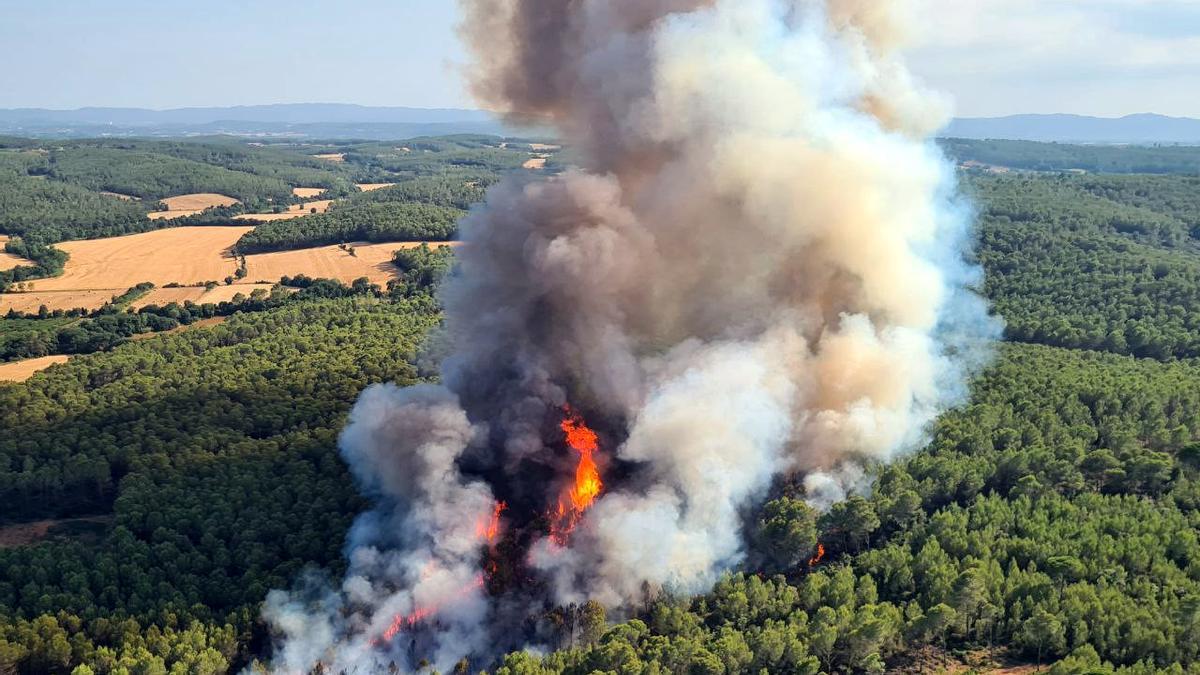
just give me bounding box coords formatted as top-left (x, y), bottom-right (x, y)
top-left (0, 289), bottom-right (119, 313)
top-left (235, 200), bottom-right (335, 222)
top-left (0, 515), bottom-right (112, 547)
top-left (292, 187), bottom-right (326, 198)
top-left (315, 153), bottom-right (346, 162)
top-left (0, 235), bottom-right (35, 271)
top-left (100, 191), bottom-right (139, 201)
top-left (0, 355), bottom-right (71, 383)
top-left (148, 192), bottom-right (239, 220)
top-left (132, 283), bottom-right (275, 309)
top-left (245, 241), bottom-right (457, 286)
top-left (529, 143), bottom-right (561, 151)
top-left (356, 183), bottom-right (396, 192)
top-left (524, 157), bottom-right (548, 169)
top-left (31, 226), bottom-right (250, 292)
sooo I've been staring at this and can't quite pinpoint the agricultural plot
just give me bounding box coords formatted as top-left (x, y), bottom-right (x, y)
top-left (147, 193), bottom-right (240, 220)
top-left (244, 241), bottom-right (453, 286)
top-left (0, 235), bottom-right (34, 271)
top-left (0, 354), bottom-right (71, 383)
top-left (131, 283), bottom-right (277, 309)
top-left (236, 199), bottom-right (335, 221)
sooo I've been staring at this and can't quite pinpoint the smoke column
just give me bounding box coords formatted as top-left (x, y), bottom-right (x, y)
top-left (262, 0), bottom-right (999, 671)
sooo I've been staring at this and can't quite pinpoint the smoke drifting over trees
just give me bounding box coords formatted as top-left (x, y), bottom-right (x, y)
top-left (263, 0), bottom-right (997, 671)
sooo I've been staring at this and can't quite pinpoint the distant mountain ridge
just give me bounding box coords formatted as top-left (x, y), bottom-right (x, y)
top-left (3, 106), bottom-right (1199, 144)
top-left (0, 103), bottom-right (512, 139)
top-left (0, 103), bottom-right (495, 125)
top-left (942, 113), bottom-right (1200, 144)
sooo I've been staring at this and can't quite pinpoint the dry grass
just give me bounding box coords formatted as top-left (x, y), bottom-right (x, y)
top-left (292, 187), bottom-right (326, 199)
top-left (529, 143), bottom-right (561, 151)
top-left (245, 241), bottom-right (456, 286)
top-left (235, 200), bottom-right (335, 222)
top-left (523, 157), bottom-right (548, 170)
top-left (314, 153), bottom-right (346, 163)
top-left (100, 191), bottom-right (139, 201)
top-left (147, 193), bottom-right (239, 219)
top-left (0, 235), bottom-right (34, 271)
top-left (355, 183), bottom-right (396, 192)
top-left (132, 283), bottom-right (276, 309)
top-left (0, 355), bottom-right (71, 383)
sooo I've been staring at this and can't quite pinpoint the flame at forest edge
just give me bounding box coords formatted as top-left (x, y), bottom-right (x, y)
top-left (550, 406), bottom-right (604, 545)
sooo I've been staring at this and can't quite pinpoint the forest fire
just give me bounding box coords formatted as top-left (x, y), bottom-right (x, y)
top-left (808, 544), bottom-right (826, 567)
top-left (549, 407), bottom-right (604, 545)
top-left (478, 501), bottom-right (506, 544)
top-left (376, 575), bottom-right (486, 644)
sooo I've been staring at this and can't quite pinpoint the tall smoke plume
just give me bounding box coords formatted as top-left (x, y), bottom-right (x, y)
top-left (262, 0), bottom-right (998, 671)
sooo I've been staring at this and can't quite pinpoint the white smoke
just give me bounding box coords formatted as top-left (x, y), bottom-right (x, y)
top-left (261, 0), bottom-right (999, 670)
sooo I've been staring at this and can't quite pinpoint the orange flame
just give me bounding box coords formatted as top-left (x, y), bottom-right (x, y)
top-left (376, 575), bottom-right (486, 644)
top-left (477, 501), bottom-right (506, 544)
top-left (550, 406), bottom-right (603, 544)
top-left (808, 543), bottom-right (826, 567)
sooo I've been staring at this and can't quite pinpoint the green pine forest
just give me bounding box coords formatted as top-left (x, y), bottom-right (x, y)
top-left (4, 138), bottom-right (1200, 673)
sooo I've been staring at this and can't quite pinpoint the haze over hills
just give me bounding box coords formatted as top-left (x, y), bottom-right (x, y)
top-left (0, 103), bottom-right (512, 139)
top-left (944, 113), bottom-right (1200, 144)
top-left (6, 105), bottom-right (1200, 144)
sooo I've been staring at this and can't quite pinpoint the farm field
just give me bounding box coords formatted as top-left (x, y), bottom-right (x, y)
top-left (314, 153), bottom-right (346, 162)
top-left (243, 241), bottom-right (448, 285)
top-left (0, 354), bottom-right (71, 382)
top-left (147, 192), bottom-right (239, 220)
top-left (0, 225), bottom-right (453, 311)
top-left (236, 199), bottom-right (335, 221)
top-left (523, 156), bottom-right (547, 169)
top-left (0, 234), bottom-right (34, 271)
top-left (131, 283), bottom-right (277, 309)
top-left (292, 187), bottom-right (325, 198)
top-left (0, 288), bottom-right (121, 313)
top-left (355, 182), bottom-right (396, 192)
top-left (33, 226), bottom-right (251, 291)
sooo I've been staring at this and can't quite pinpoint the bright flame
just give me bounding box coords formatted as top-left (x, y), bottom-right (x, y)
top-left (550, 406), bottom-right (603, 544)
top-left (808, 543), bottom-right (826, 567)
top-left (477, 501), bottom-right (506, 544)
top-left (376, 575), bottom-right (486, 645)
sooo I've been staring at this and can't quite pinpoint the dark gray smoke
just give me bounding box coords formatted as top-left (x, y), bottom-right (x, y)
top-left (262, 1), bottom-right (999, 671)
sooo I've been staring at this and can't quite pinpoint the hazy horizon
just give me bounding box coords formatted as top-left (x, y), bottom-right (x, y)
top-left (2, 0), bottom-right (1198, 118)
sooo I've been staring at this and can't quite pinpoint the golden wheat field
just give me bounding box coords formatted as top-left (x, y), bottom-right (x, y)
top-left (33, 227), bottom-right (251, 293)
top-left (291, 187), bottom-right (326, 199)
top-left (0, 226), bottom-right (454, 312)
top-left (0, 355), bottom-right (71, 383)
top-left (355, 183), bottom-right (396, 192)
top-left (243, 241), bottom-right (457, 286)
top-left (236, 200), bottom-right (335, 221)
top-left (523, 157), bottom-right (548, 169)
top-left (0, 290), bottom-right (118, 313)
top-left (314, 153), bottom-right (346, 163)
top-left (131, 283), bottom-right (277, 310)
top-left (0, 235), bottom-right (35, 271)
top-left (147, 193), bottom-right (240, 220)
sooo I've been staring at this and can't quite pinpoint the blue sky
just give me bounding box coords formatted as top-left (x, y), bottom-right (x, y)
top-left (2, 0), bottom-right (1198, 117)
